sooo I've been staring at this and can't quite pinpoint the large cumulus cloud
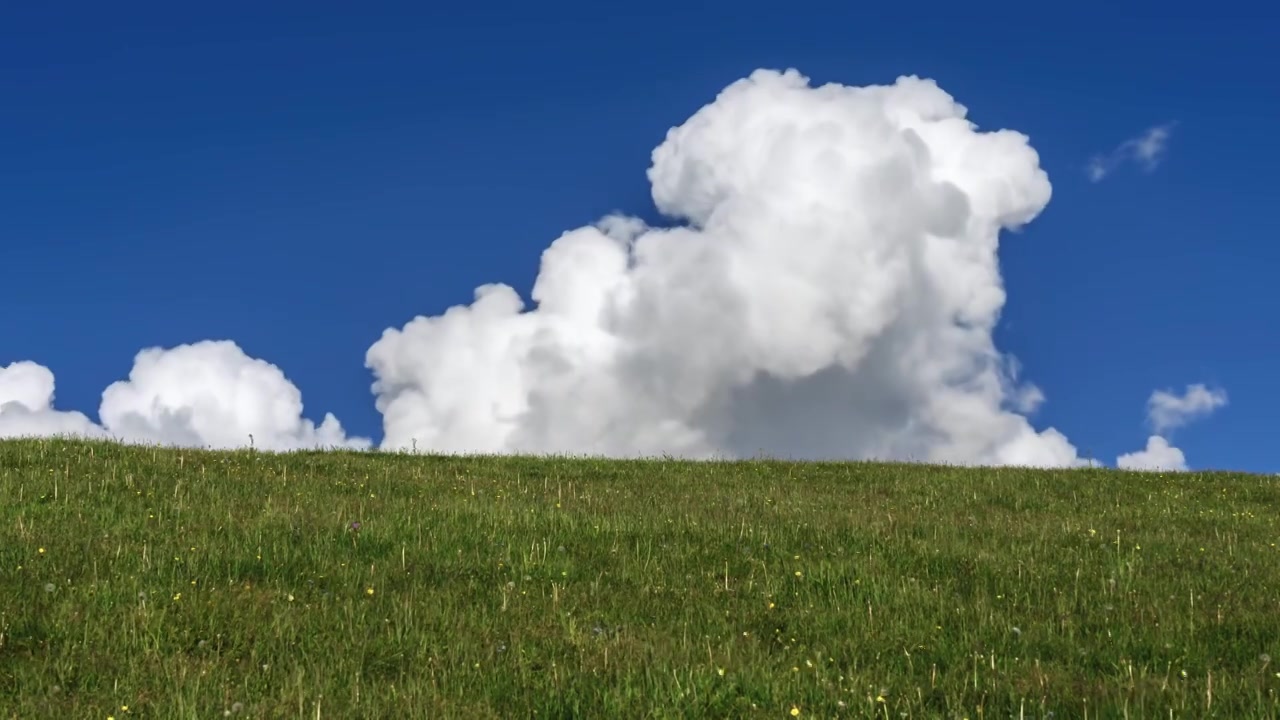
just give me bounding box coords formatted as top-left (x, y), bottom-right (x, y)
top-left (365, 69), bottom-right (1084, 466)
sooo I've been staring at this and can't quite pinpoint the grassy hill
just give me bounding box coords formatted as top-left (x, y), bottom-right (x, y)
top-left (1, 439), bottom-right (1278, 718)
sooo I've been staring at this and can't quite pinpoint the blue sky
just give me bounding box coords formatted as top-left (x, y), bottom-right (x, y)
top-left (2, 3), bottom-right (1276, 471)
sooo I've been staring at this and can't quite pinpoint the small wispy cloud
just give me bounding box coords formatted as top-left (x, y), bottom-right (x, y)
top-left (1147, 383), bottom-right (1227, 435)
top-left (1087, 122), bottom-right (1176, 182)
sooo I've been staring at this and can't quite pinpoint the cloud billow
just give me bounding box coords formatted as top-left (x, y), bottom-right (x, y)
top-left (0, 342), bottom-right (369, 451)
top-left (366, 69), bottom-right (1083, 466)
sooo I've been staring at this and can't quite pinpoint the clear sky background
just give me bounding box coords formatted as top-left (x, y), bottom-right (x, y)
top-left (2, 2), bottom-right (1275, 471)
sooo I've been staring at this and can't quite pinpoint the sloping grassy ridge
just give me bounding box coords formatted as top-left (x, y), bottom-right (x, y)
top-left (1, 439), bottom-right (1278, 719)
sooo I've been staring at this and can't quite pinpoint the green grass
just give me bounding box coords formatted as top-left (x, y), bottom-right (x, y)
top-left (1, 439), bottom-right (1278, 719)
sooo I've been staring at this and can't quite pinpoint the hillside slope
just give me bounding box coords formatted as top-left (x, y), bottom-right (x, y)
top-left (2, 439), bottom-right (1278, 718)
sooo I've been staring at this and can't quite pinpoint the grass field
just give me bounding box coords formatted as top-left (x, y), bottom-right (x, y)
top-left (1, 438), bottom-right (1278, 719)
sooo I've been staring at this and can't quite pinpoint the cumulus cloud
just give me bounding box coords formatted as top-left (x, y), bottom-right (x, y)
top-left (1116, 435), bottom-right (1187, 471)
top-left (1114, 384), bottom-right (1227, 471)
top-left (366, 68), bottom-right (1086, 466)
top-left (2, 69), bottom-right (1215, 469)
top-left (1147, 383), bottom-right (1228, 434)
top-left (0, 361), bottom-right (104, 440)
top-left (0, 341), bottom-right (367, 451)
top-left (1087, 123), bottom-right (1175, 182)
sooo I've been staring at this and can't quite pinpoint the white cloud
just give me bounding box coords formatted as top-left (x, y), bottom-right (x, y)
top-left (0, 342), bottom-right (367, 451)
top-left (0, 361), bottom-right (104, 440)
top-left (1147, 383), bottom-right (1228, 434)
top-left (1087, 123), bottom-right (1176, 182)
top-left (1113, 383), bottom-right (1227, 471)
top-left (1, 70), bottom-right (1217, 469)
top-left (366, 68), bottom-right (1086, 467)
top-left (1117, 435), bottom-right (1187, 471)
